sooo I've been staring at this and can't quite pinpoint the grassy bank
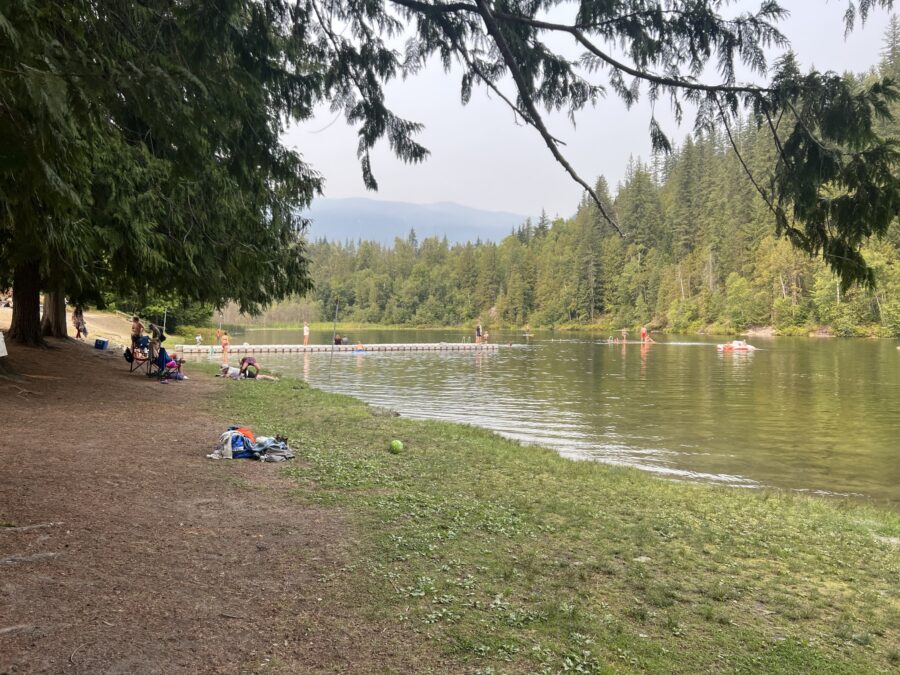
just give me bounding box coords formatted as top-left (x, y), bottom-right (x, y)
top-left (212, 378), bottom-right (900, 673)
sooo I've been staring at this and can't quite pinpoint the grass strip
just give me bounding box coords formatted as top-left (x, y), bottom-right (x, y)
top-left (211, 376), bottom-right (900, 673)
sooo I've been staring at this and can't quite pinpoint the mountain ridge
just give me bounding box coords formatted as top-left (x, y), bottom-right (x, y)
top-left (304, 197), bottom-right (529, 244)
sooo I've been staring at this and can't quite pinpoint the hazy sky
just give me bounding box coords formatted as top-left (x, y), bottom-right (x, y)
top-left (283, 2), bottom-right (894, 219)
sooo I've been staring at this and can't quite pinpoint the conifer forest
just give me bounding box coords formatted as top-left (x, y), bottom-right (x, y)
top-left (306, 26), bottom-right (900, 337)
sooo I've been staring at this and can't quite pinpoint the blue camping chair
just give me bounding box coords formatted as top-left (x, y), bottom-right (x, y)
top-left (128, 336), bottom-right (152, 374)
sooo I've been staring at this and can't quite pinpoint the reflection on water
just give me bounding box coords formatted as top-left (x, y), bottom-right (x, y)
top-left (200, 328), bottom-right (900, 507)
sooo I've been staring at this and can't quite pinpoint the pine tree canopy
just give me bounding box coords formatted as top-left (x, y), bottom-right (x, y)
top-left (1, 1), bottom-right (898, 343)
top-left (382, 0), bottom-right (900, 287)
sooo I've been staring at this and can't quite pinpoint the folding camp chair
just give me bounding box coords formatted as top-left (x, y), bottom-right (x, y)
top-left (128, 336), bottom-right (152, 374)
top-left (149, 346), bottom-right (184, 381)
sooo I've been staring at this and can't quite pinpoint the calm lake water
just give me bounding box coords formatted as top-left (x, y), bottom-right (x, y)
top-left (211, 328), bottom-right (900, 507)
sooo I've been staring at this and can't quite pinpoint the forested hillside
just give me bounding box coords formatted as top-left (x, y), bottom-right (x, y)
top-left (306, 31), bottom-right (900, 337)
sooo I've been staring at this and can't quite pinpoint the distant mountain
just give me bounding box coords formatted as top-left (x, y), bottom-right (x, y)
top-left (303, 197), bottom-right (528, 245)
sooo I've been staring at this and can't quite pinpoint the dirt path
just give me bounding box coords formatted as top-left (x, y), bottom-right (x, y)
top-left (0, 335), bottom-right (425, 673)
top-left (79, 309), bottom-right (135, 347)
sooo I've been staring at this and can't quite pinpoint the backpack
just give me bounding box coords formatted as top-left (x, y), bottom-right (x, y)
top-left (123, 347), bottom-right (134, 363)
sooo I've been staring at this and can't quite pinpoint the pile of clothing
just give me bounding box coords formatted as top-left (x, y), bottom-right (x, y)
top-left (207, 426), bottom-right (294, 462)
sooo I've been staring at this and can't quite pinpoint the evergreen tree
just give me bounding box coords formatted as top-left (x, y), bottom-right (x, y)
top-left (880, 14), bottom-right (900, 79)
top-left (7, 0), bottom-right (900, 344)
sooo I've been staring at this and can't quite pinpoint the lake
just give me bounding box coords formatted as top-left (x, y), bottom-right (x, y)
top-left (209, 328), bottom-right (900, 507)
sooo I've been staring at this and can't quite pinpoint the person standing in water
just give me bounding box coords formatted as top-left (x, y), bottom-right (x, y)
top-left (475, 321), bottom-right (483, 344)
top-left (640, 325), bottom-right (648, 343)
top-left (303, 321), bottom-right (310, 346)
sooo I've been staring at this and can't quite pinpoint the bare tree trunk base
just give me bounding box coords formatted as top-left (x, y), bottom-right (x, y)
top-left (41, 286), bottom-right (68, 339)
top-left (8, 260), bottom-right (46, 346)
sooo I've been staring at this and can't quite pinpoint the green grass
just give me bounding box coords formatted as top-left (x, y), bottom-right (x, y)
top-left (211, 378), bottom-right (900, 673)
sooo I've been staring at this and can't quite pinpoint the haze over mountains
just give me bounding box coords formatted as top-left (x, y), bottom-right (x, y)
top-left (304, 197), bottom-right (530, 245)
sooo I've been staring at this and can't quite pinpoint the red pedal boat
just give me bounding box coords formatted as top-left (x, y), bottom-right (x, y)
top-left (717, 340), bottom-right (756, 351)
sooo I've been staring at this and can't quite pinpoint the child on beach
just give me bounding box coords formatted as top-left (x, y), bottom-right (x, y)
top-left (131, 316), bottom-right (145, 349)
top-left (71, 306), bottom-right (86, 339)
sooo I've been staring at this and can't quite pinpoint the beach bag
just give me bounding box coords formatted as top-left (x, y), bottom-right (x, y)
top-left (261, 442), bottom-right (295, 462)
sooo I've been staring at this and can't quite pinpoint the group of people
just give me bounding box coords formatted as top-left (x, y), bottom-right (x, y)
top-left (219, 356), bottom-right (277, 381)
top-left (128, 315), bottom-right (186, 379)
top-left (607, 326), bottom-right (655, 344)
top-left (131, 316), bottom-right (167, 350)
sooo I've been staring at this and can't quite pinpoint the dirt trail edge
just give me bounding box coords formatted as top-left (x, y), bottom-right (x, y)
top-left (0, 339), bottom-right (424, 674)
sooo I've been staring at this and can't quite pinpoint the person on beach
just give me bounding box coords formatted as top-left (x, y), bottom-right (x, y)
top-left (220, 363), bottom-right (241, 379)
top-left (149, 322), bottom-right (166, 343)
top-left (303, 321), bottom-right (310, 346)
top-left (239, 356), bottom-right (259, 378)
top-left (219, 362), bottom-right (278, 381)
top-left (221, 331), bottom-right (230, 363)
top-left (71, 306), bottom-right (86, 339)
top-left (215, 327), bottom-right (222, 342)
top-left (131, 316), bottom-right (145, 349)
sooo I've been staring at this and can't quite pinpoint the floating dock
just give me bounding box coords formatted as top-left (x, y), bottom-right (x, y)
top-left (176, 343), bottom-right (501, 355)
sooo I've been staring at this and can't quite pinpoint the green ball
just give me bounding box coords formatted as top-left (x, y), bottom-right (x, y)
top-left (389, 439), bottom-right (404, 453)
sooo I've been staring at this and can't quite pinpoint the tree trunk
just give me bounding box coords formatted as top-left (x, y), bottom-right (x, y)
top-left (8, 260), bottom-right (44, 346)
top-left (40, 285), bottom-right (68, 338)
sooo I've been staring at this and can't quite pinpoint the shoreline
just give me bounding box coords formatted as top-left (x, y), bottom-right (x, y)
top-left (221, 318), bottom-right (897, 340)
top-left (212, 368), bottom-right (900, 672)
top-left (2, 319), bottom-right (898, 672)
top-left (8, 307), bottom-right (891, 341)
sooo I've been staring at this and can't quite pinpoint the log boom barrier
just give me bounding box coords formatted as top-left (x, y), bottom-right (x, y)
top-left (177, 343), bottom-right (502, 355)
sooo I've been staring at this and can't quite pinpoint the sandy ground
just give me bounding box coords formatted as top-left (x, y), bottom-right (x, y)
top-left (0, 312), bottom-right (427, 673)
top-left (0, 307), bottom-right (135, 349)
top-left (79, 309), bottom-right (136, 347)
